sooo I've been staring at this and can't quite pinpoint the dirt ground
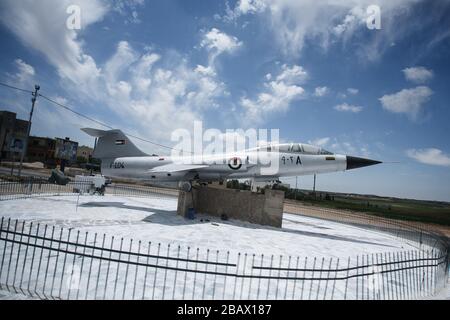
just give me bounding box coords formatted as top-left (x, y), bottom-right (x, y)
top-left (284, 200), bottom-right (450, 239)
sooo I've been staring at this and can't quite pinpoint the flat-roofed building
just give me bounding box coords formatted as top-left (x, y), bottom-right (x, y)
top-left (0, 110), bottom-right (28, 161)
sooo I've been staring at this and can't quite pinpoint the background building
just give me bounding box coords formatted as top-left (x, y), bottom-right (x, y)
top-left (26, 136), bottom-right (56, 167)
top-left (76, 145), bottom-right (93, 162)
top-left (0, 110), bottom-right (28, 161)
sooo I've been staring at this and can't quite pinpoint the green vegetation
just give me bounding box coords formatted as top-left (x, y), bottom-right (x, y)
top-left (226, 180), bottom-right (450, 226)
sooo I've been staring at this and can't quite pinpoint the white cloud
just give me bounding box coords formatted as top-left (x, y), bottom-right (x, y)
top-left (195, 65), bottom-right (216, 77)
top-left (379, 86), bottom-right (433, 119)
top-left (334, 103), bottom-right (363, 113)
top-left (309, 137), bottom-right (330, 147)
top-left (314, 86), bottom-right (329, 97)
top-left (7, 59), bottom-right (35, 85)
top-left (406, 148), bottom-right (450, 167)
top-left (100, 43), bottom-right (227, 142)
top-left (402, 66), bottom-right (434, 83)
top-left (200, 28), bottom-right (242, 62)
top-left (0, 0), bottom-right (107, 96)
top-left (0, 1), bottom-right (231, 153)
top-left (223, 0), bottom-right (267, 21)
top-left (112, 0), bottom-right (145, 24)
top-left (241, 64), bottom-right (306, 124)
top-left (275, 64), bottom-right (308, 84)
top-left (223, 0), bottom-right (419, 59)
top-left (347, 88), bottom-right (359, 95)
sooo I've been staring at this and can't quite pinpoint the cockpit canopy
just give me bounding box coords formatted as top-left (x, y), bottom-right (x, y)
top-left (253, 143), bottom-right (333, 155)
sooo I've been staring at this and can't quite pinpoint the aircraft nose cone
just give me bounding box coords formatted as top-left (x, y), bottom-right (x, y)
top-left (346, 156), bottom-right (382, 170)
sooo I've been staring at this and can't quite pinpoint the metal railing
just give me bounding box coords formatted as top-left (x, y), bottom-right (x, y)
top-left (0, 177), bottom-right (178, 201)
top-left (0, 178), bottom-right (449, 299)
top-left (0, 217), bottom-right (448, 300)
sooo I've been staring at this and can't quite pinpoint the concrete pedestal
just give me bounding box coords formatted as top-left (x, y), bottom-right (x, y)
top-left (177, 186), bottom-right (284, 228)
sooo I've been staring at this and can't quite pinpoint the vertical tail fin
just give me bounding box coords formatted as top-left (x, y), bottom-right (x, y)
top-left (81, 128), bottom-right (148, 159)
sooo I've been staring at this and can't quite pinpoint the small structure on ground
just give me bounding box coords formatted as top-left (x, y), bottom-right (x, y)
top-left (177, 186), bottom-right (284, 228)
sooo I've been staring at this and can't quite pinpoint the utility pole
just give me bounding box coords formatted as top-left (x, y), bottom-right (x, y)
top-left (18, 84), bottom-right (40, 177)
top-left (313, 174), bottom-right (316, 198)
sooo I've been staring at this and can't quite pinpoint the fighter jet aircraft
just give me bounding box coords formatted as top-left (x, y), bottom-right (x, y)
top-left (82, 128), bottom-right (381, 191)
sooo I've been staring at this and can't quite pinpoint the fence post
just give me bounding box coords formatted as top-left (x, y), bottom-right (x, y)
top-left (142, 241), bottom-right (152, 300)
top-left (67, 230), bottom-right (81, 300)
top-left (300, 257), bottom-right (307, 300)
top-left (132, 240), bottom-right (141, 300)
top-left (400, 251), bottom-right (406, 300)
top-left (214, 250), bottom-right (220, 300)
top-left (192, 247), bottom-right (199, 300)
top-left (121, 238), bottom-right (132, 300)
top-left (18, 221), bottom-right (34, 296)
top-left (240, 253), bottom-right (248, 300)
top-left (264, 254), bottom-right (271, 300)
top-left (34, 223), bottom-right (48, 298)
top-left (87, 233), bottom-right (98, 300)
top-left (223, 251), bottom-right (229, 300)
top-left (102, 235), bottom-right (114, 300)
top-left (5, 219), bottom-right (19, 293)
top-left (41, 225), bottom-right (55, 297)
top-left (248, 254), bottom-right (256, 300)
top-left (308, 257), bottom-right (316, 300)
top-left (94, 233), bottom-right (107, 299)
top-left (201, 248), bottom-right (209, 300)
top-left (356, 255), bottom-right (359, 300)
top-left (411, 251), bottom-right (417, 299)
top-left (363, 254), bottom-right (368, 300)
top-left (256, 254), bottom-right (263, 300)
top-left (406, 251), bottom-right (412, 300)
top-left (323, 258), bottom-right (332, 300)
top-left (316, 257), bottom-right (325, 300)
top-left (12, 220), bottom-right (26, 294)
top-left (172, 245), bottom-right (181, 300)
top-left (426, 249), bottom-right (430, 296)
top-left (152, 243), bottom-right (161, 300)
top-left (26, 222), bottom-right (39, 297)
top-left (76, 232), bottom-right (89, 300)
top-left (291, 256), bottom-right (299, 300)
top-left (282, 256), bottom-right (290, 300)
top-left (183, 246), bottom-right (191, 300)
top-left (0, 217), bottom-right (8, 289)
top-left (274, 255), bottom-right (280, 300)
top-left (344, 257), bottom-right (350, 300)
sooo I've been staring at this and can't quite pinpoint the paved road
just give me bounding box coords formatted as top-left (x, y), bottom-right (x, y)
top-left (0, 166), bottom-right (49, 178)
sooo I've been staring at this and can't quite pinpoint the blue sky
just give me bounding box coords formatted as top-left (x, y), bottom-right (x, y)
top-left (1, 0), bottom-right (450, 201)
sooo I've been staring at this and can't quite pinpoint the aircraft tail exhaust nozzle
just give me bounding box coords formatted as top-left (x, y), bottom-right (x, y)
top-left (346, 156), bottom-right (382, 170)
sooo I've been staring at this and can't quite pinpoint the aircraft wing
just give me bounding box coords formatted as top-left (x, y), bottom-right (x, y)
top-left (148, 163), bottom-right (209, 173)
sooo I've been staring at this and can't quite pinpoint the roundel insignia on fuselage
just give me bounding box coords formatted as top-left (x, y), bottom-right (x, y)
top-left (228, 157), bottom-right (242, 170)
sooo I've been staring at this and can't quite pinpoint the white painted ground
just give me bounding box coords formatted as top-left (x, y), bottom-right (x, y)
top-left (1, 194), bottom-right (445, 300)
top-left (0, 194), bottom-right (417, 259)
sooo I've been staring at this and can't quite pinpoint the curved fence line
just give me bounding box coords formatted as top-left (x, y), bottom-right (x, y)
top-left (0, 179), bottom-right (449, 300)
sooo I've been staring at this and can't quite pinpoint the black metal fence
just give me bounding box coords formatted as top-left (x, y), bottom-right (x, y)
top-left (0, 178), bottom-right (178, 201)
top-left (284, 201), bottom-right (449, 254)
top-left (0, 217), bottom-right (448, 300)
top-left (0, 178), bottom-right (449, 299)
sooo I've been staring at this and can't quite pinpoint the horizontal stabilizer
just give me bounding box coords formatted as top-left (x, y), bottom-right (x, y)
top-left (81, 127), bottom-right (148, 159)
top-left (148, 163), bottom-right (209, 173)
top-left (81, 128), bottom-right (110, 138)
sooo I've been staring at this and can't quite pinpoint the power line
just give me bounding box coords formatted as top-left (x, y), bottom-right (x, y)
top-left (38, 94), bottom-right (187, 153)
top-left (0, 81), bottom-right (33, 94)
top-left (0, 81), bottom-right (189, 153)
top-left (38, 94), bottom-right (115, 130)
